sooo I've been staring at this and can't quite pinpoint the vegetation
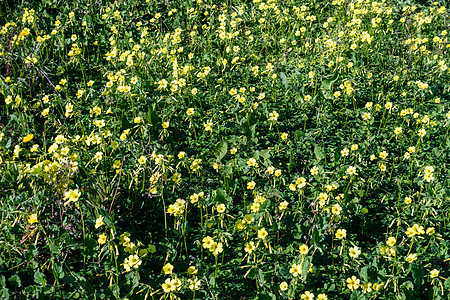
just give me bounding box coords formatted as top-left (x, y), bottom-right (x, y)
top-left (0, 0), bottom-right (449, 299)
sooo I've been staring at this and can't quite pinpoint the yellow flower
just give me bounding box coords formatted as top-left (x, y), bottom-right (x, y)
top-left (27, 213), bottom-right (38, 225)
top-left (138, 155), bottom-right (147, 165)
top-left (161, 278), bottom-right (176, 293)
top-left (93, 151), bottom-right (103, 162)
top-left (346, 276), bottom-right (360, 290)
top-left (203, 120), bottom-right (213, 132)
top-left (335, 229), bottom-right (347, 239)
top-left (98, 233), bottom-right (107, 245)
top-left (405, 227), bottom-right (416, 237)
top-left (202, 236), bottom-right (214, 249)
top-left (289, 263), bottom-right (301, 277)
top-left (112, 160), bottom-right (121, 169)
top-left (341, 148), bottom-right (349, 156)
top-left (301, 291), bottom-right (314, 300)
top-left (349, 246), bottom-right (361, 258)
top-left (317, 294), bottom-right (328, 300)
top-left (23, 134), bottom-right (34, 143)
top-left (247, 158), bottom-right (257, 167)
top-left (406, 253), bottom-right (417, 263)
top-left (386, 237), bottom-right (396, 247)
top-left (210, 242), bottom-right (223, 256)
top-left (362, 282), bottom-right (372, 293)
top-left (216, 204), bottom-right (226, 213)
top-left (418, 128), bottom-right (426, 137)
top-left (40, 108), bottom-right (49, 117)
top-left (162, 263), bottom-right (173, 275)
top-left (186, 108), bottom-right (195, 116)
top-left (362, 112), bottom-right (371, 120)
top-left (247, 181), bottom-right (256, 190)
top-left (346, 166), bottom-right (357, 176)
top-left (258, 228), bottom-right (268, 240)
top-left (299, 244), bottom-right (309, 255)
top-left (95, 216), bottom-right (105, 229)
top-left (187, 277), bottom-right (201, 291)
top-left (332, 204), bottom-right (342, 215)
top-left (430, 269), bottom-right (440, 278)
top-left (310, 166), bottom-right (319, 175)
top-left (279, 200), bottom-right (289, 211)
top-left (426, 227), bottom-right (435, 235)
top-left (63, 189), bottom-right (81, 206)
top-left (269, 111), bottom-right (279, 122)
top-left (244, 241), bottom-right (256, 253)
top-left (279, 281), bottom-right (288, 291)
top-left (296, 177), bottom-right (306, 188)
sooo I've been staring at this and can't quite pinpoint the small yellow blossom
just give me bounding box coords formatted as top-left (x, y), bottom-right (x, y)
top-left (98, 233), bottom-right (107, 245)
top-left (163, 263), bottom-right (174, 275)
top-left (23, 134), bottom-right (34, 143)
top-left (27, 213), bottom-right (38, 225)
top-left (335, 229), bottom-right (347, 239)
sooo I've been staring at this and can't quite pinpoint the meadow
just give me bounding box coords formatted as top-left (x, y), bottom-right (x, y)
top-left (0, 0), bottom-right (449, 299)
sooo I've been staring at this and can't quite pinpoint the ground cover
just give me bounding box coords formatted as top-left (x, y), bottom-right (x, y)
top-left (0, 0), bottom-right (449, 299)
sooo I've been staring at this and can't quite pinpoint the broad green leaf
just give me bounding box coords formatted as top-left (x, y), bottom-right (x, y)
top-left (213, 140), bottom-right (228, 162)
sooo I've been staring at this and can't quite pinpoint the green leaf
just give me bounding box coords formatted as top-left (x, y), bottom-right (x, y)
top-left (411, 263), bottom-right (424, 287)
top-left (399, 280), bottom-right (414, 299)
top-left (258, 149), bottom-right (270, 161)
top-left (146, 104), bottom-right (160, 128)
top-left (215, 189), bottom-right (232, 204)
top-left (209, 273), bottom-right (216, 287)
top-left (350, 290), bottom-right (366, 300)
top-left (258, 291), bottom-right (276, 300)
top-left (0, 288), bottom-right (8, 300)
top-left (241, 113), bottom-right (258, 141)
top-left (121, 115), bottom-right (131, 132)
top-left (8, 275), bottom-right (21, 288)
top-left (257, 269), bottom-right (265, 286)
top-left (321, 73), bottom-right (339, 90)
top-left (359, 266), bottom-right (368, 282)
top-left (49, 242), bottom-right (61, 254)
top-left (314, 146), bottom-right (324, 160)
top-left (280, 72), bottom-right (289, 89)
top-left (34, 271), bottom-right (47, 287)
top-left (444, 277), bottom-right (450, 290)
top-left (301, 256), bottom-right (312, 278)
top-left (288, 153), bottom-right (296, 172)
top-left (213, 140), bottom-right (228, 162)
